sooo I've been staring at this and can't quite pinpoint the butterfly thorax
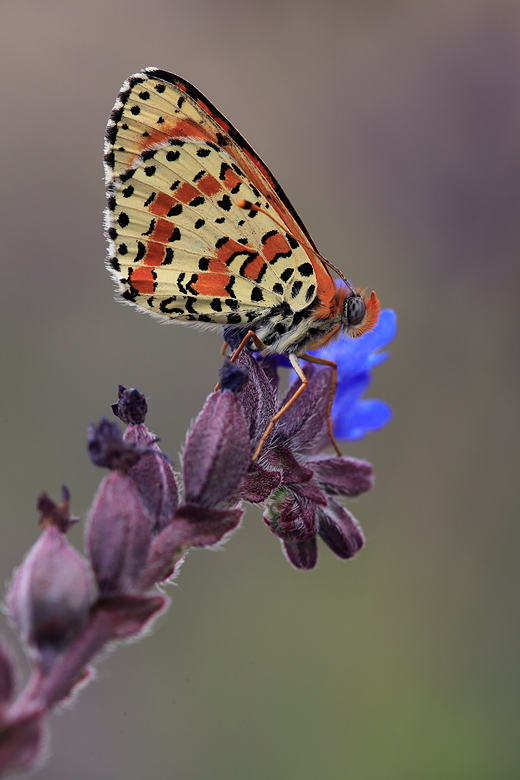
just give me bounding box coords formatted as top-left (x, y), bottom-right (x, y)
top-left (229, 285), bottom-right (380, 356)
top-left (244, 303), bottom-right (344, 356)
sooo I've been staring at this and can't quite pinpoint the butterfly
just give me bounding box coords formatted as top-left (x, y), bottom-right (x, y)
top-left (104, 68), bottom-right (380, 459)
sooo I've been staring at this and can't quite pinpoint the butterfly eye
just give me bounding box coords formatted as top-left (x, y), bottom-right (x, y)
top-left (346, 295), bottom-right (366, 326)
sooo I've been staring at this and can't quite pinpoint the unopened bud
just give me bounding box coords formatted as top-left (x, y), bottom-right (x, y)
top-left (183, 391), bottom-right (251, 508)
top-left (123, 423), bottom-right (178, 535)
top-left (111, 385), bottom-right (148, 425)
top-left (86, 472), bottom-right (152, 594)
top-left (8, 526), bottom-right (93, 673)
top-left (87, 418), bottom-right (142, 472)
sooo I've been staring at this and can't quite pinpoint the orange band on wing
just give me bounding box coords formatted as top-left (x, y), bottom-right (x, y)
top-left (143, 241), bottom-right (166, 266)
top-left (262, 232), bottom-right (291, 263)
top-left (151, 217), bottom-right (175, 243)
top-left (148, 192), bottom-right (177, 217)
top-left (207, 257), bottom-right (230, 273)
top-left (240, 254), bottom-right (266, 281)
top-left (193, 273), bottom-right (231, 297)
top-left (198, 173), bottom-right (222, 197)
top-left (131, 267), bottom-right (155, 294)
top-left (216, 239), bottom-right (255, 264)
top-left (175, 182), bottom-right (199, 204)
top-left (222, 167), bottom-right (242, 191)
top-left (129, 119), bottom-right (215, 166)
top-left (143, 218), bottom-right (177, 265)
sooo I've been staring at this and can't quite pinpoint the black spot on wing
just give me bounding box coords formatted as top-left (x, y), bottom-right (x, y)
top-left (225, 277), bottom-right (237, 298)
top-left (141, 219), bottom-right (155, 236)
top-left (217, 194), bottom-right (232, 211)
top-left (135, 242), bottom-right (146, 262)
top-left (160, 297), bottom-right (184, 314)
top-left (297, 262), bottom-right (313, 277)
top-left (226, 312), bottom-right (242, 324)
top-left (305, 284), bottom-right (316, 302)
top-left (291, 280), bottom-right (303, 298)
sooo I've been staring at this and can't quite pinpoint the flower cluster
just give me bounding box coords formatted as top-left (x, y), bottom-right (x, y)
top-left (0, 310), bottom-right (395, 775)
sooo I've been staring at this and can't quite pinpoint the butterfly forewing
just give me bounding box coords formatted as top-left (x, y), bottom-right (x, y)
top-left (105, 69), bottom-right (333, 326)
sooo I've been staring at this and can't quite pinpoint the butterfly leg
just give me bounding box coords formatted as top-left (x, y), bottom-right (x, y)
top-left (214, 330), bottom-right (266, 391)
top-left (251, 353), bottom-right (309, 461)
top-left (300, 353), bottom-right (342, 457)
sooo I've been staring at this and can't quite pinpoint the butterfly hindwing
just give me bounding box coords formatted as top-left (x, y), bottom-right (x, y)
top-left (105, 69), bottom-right (336, 326)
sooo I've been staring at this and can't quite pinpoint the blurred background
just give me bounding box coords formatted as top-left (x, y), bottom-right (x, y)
top-left (1, 1), bottom-right (519, 778)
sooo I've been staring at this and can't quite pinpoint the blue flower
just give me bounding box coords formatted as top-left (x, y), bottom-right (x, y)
top-left (312, 309), bottom-right (397, 440)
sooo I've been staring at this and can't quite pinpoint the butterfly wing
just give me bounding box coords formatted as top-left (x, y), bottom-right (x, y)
top-left (104, 69), bottom-right (336, 327)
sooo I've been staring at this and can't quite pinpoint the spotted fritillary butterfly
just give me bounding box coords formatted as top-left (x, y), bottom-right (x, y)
top-left (104, 69), bottom-right (380, 457)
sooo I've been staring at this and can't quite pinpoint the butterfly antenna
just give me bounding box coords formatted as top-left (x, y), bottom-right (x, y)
top-left (237, 200), bottom-right (356, 295)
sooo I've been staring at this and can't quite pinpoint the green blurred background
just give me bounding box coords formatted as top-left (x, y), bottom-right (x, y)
top-left (1, 1), bottom-right (519, 778)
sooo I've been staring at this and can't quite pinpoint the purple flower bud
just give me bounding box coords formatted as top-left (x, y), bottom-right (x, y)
top-left (238, 462), bottom-right (281, 503)
top-left (306, 456), bottom-right (374, 497)
top-left (123, 424), bottom-right (179, 535)
top-left (276, 365), bottom-right (331, 454)
top-left (235, 351), bottom-right (277, 452)
top-left (218, 357), bottom-right (249, 394)
top-left (264, 481), bottom-right (327, 541)
top-left (86, 472), bottom-right (152, 594)
top-left (37, 486), bottom-right (78, 533)
top-left (183, 390), bottom-right (251, 508)
top-left (111, 385), bottom-right (148, 425)
top-left (7, 526), bottom-right (93, 673)
top-left (317, 499), bottom-right (365, 559)
top-left (87, 418), bottom-right (143, 471)
top-left (281, 537), bottom-right (318, 570)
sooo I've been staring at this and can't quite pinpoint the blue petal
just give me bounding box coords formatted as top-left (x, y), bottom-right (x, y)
top-left (333, 399), bottom-right (393, 440)
top-left (314, 309), bottom-right (397, 380)
top-left (332, 371), bottom-right (371, 414)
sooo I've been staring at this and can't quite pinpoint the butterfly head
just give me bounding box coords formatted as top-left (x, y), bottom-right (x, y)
top-left (342, 289), bottom-right (380, 337)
